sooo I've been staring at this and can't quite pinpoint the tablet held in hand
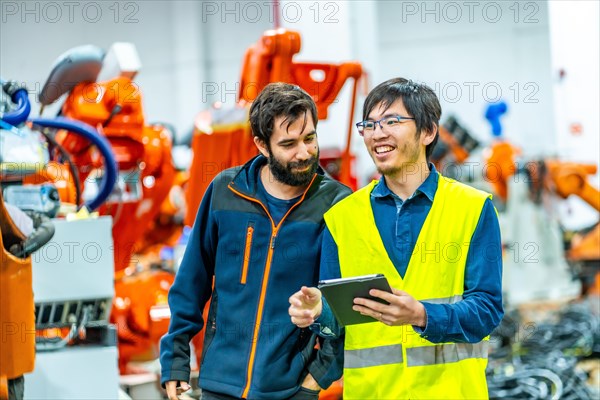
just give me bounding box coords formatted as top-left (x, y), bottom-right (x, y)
top-left (318, 274), bottom-right (392, 326)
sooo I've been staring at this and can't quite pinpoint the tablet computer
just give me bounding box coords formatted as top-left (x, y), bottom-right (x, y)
top-left (318, 274), bottom-right (392, 326)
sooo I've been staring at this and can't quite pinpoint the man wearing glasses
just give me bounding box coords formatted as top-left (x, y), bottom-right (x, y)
top-left (289, 77), bottom-right (503, 399)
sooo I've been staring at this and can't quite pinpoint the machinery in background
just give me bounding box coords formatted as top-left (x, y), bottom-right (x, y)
top-left (37, 43), bottom-right (176, 272)
top-left (499, 160), bottom-right (584, 305)
top-left (0, 191), bottom-right (41, 400)
top-left (480, 101), bottom-right (521, 207)
top-left (185, 28), bottom-right (363, 226)
top-left (26, 216), bottom-right (119, 400)
top-left (1, 80), bottom-right (119, 399)
top-left (22, 43), bottom-right (177, 374)
top-left (525, 160), bottom-right (600, 292)
top-left (430, 115), bottom-right (480, 177)
top-left (468, 101), bottom-right (599, 304)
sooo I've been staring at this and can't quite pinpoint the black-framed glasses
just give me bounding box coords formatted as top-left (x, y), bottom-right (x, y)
top-left (356, 115), bottom-right (415, 136)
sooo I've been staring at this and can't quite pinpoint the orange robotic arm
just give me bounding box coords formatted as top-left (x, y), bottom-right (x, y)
top-left (238, 29), bottom-right (362, 119)
top-left (542, 160), bottom-right (600, 264)
top-left (544, 160), bottom-right (600, 211)
top-left (186, 29), bottom-right (364, 225)
top-left (483, 140), bottom-right (521, 203)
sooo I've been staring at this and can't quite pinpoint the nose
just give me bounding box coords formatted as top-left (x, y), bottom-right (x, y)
top-left (296, 142), bottom-right (311, 160)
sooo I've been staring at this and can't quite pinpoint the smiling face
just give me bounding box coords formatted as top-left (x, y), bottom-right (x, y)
top-left (255, 112), bottom-right (319, 187)
top-left (361, 78), bottom-right (442, 166)
top-left (364, 99), bottom-right (433, 178)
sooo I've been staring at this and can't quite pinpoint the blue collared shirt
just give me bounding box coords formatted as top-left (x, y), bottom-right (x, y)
top-left (314, 164), bottom-right (504, 343)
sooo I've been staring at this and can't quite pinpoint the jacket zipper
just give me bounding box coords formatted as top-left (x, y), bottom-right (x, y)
top-left (240, 224), bottom-right (254, 284)
top-left (228, 174), bottom-right (317, 399)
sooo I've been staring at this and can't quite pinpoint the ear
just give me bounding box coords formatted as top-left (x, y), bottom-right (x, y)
top-left (254, 136), bottom-right (269, 158)
top-left (421, 123), bottom-right (437, 146)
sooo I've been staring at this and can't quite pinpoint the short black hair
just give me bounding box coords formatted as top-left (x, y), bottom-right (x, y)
top-left (362, 77), bottom-right (441, 160)
top-left (249, 82), bottom-right (318, 146)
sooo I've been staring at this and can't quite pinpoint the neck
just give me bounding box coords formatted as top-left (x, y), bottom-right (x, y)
top-left (260, 166), bottom-right (308, 200)
top-left (384, 161), bottom-right (431, 200)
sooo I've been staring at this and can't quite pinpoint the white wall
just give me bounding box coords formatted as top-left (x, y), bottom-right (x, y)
top-left (548, 0), bottom-right (600, 229)
top-left (373, 0), bottom-right (554, 156)
top-left (2, 1), bottom-right (174, 126)
top-left (549, 0), bottom-right (599, 164)
top-left (200, 1), bottom-right (272, 105)
top-left (0, 0), bottom-right (270, 139)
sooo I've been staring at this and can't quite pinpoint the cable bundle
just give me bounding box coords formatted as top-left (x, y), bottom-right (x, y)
top-left (487, 302), bottom-right (599, 399)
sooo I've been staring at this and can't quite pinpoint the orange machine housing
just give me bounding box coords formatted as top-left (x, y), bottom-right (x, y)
top-left (185, 28), bottom-right (362, 226)
top-left (542, 160), bottom-right (600, 263)
top-left (0, 191), bottom-right (36, 395)
top-left (35, 76), bottom-right (177, 373)
top-left (57, 76), bottom-right (176, 271)
top-left (482, 140), bottom-right (521, 203)
top-left (112, 267), bottom-right (173, 372)
top-left (186, 108), bottom-right (257, 227)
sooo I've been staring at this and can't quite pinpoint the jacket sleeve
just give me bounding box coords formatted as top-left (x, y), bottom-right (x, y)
top-left (160, 182), bottom-right (218, 385)
top-left (307, 334), bottom-right (345, 389)
top-left (310, 227), bottom-right (343, 338)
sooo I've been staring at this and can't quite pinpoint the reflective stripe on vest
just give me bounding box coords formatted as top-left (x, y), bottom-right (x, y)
top-left (406, 341), bottom-right (489, 367)
top-left (345, 344), bottom-right (403, 369)
top-left (345, 341), bottom-right (489, 370)
top-left (422, 294), bottom-right (463, 304)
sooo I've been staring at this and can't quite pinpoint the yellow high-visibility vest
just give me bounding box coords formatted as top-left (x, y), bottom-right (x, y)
top-left (324, 174), bottom-right (491, 399)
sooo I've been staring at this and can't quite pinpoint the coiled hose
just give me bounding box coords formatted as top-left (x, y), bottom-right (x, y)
top-left (30, 117), bottom-right (118, 211)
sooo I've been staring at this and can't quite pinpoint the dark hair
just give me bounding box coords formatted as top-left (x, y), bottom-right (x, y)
top-left (249, 82), bottom-right (318, 147)
top-left (362, 77), bottom-right (441, 161)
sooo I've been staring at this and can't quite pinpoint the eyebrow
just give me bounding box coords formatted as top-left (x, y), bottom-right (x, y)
top-left (277, 130), bottom-right (316, 146)
top-left (367, 113), bottom-right (401, 121)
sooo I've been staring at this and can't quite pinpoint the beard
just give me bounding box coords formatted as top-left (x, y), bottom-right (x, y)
top-left (267, 149), bottom-right (320, 187)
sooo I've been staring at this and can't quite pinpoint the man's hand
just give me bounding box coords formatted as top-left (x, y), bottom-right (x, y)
top-left (301, 372), bottom-right (322, 391)
top-left (165, 380), bottom-right (191, 400)
top-left (352, 288), bottom-right (427, 327)
top-left (289, 286), bottom-right (323, 328)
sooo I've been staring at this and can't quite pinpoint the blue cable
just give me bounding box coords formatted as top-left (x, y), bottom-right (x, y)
top-left (1, 88), bottom-right (31, 126)
top-left (30, 117), bottom-right (118, 211)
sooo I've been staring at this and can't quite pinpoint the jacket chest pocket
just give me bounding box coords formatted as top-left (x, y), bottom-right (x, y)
top-left (240, 221), bottom-right (255, 284)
